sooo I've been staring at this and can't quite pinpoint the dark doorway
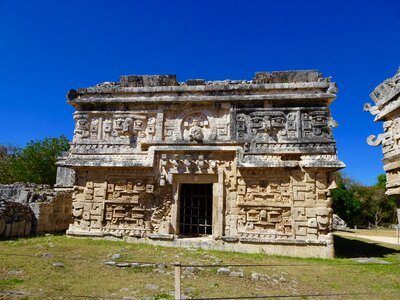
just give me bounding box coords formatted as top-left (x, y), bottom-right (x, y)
top-left (179, 184), bottom-right (213, 236)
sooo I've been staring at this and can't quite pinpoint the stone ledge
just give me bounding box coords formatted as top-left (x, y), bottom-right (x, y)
top-left (147, 234), bottom-right (175, 240)
top-left (70, 93), bottom-right (335, 104)
top-left (239, 237), bottom-right (328, 245)
top-left (66, 229), bottom-right (105, 237)
top-left (65, 232), bottom-right (334, 258)
top-left (73, 80), bottom-right (331, 94)
top-left (221, 236), bottom-right (239, 242)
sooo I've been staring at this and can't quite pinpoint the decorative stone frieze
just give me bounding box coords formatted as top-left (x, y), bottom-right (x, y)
top-left (365, 68), bottom-right (400, 226)
top-left (365, 69), bottom-right (400, 196)
top-left (59, 70), bottom-right (344, 258)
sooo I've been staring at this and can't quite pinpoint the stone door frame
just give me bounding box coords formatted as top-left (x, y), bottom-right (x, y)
top-left (170, 171), bottom-right (225, 239)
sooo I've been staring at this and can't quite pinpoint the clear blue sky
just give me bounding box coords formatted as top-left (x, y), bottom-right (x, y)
top-left (1, 0), bottom-right (399, 185)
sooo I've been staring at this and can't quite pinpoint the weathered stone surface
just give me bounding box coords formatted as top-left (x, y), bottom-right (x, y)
top-left (253, 70), bottom-right (324, 84)
top-left (229, 271), bottom-right (244, 278)
top-left (61, 71), bottom-right (344, 258)
top-left (111, 253), bottom-right (121, 259)
top-left (332, 214), bottom-right (348, 230)
top-left (217, 267), bottom-right (231, 275)
top-left (0, 183), bottom-right (72, 237)
top-left (120, 75), bottom-right (178, 87)
top-left (55, 165), bottom-right (75, 188)
top-left (52, 262), bottom-right (65, 268)
top-left (145, 284), bottom-right (159, 290)
top-left (0, 200), bottom-right (33, 237)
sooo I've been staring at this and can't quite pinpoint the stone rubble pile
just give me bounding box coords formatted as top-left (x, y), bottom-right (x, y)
top-left (332, 214), bottom-right (348, 230)
top-left (0, 183), bottom-right (72, 237)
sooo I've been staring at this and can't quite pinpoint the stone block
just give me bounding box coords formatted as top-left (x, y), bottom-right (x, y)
top-left (120, 75), bottom-right (178, 87)
top-left (253, 70), bottom-right (322, 84)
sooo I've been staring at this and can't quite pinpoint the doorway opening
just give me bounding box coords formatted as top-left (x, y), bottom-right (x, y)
top-left (179, 184), bottom-right (213, 236)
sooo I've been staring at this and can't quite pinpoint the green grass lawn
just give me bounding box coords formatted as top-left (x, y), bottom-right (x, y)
top-left (352, 228), bottom-right (398, 238)
top-left (0, 234), bottom-right (399, 299)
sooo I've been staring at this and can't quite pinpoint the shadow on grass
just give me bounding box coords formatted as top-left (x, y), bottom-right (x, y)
top-left (334, 235), bottom-right (400, 258)
top-left (0, 232), bottom-right (66, 242)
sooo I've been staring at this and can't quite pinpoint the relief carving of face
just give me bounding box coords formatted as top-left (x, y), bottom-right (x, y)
top-left (270, 115), bottom-right (286, 128)
top-left (72, 203), bottom-right (84, 217)
top-left (182, 113), bottom-right (209, 142)
top-left (189, 125), bottom-right (204, 141)
top-left (316, 207), bottom-right (331, 230)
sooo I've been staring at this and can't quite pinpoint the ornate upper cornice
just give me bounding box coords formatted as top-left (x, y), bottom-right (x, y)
top-left (364, 68), bottom-right (400, 121)
top-left (66, 71), bottom-right (337, 106)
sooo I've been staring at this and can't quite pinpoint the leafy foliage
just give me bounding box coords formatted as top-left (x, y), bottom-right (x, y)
top-left (332, 172), bottom-right (397, 227)
top-left (0, 136), bottom-right (69, 186)
top-left (331, 176), bottom-right (361, 226)
top-left (0, 145), bottom-right (18, 184)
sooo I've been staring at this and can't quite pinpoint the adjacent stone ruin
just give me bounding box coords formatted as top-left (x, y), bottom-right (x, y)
top-left (0, 183), bottom-right (72, 237)
top-left (365, 68), bottom-right (400, 225)
top-left (60, 70), bottom-right (344, 258)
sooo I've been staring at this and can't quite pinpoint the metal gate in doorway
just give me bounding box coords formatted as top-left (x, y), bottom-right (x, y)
top-left (179, 184), bottom-right (212, 236)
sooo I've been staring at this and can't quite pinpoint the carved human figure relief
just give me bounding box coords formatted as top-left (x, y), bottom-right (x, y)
top-left (73, 114), bottom-right (89, 140)
top-left (248, 112), bottom-right (287, 137)
top-left (90, 118), bottom-right (99, 139)
top-left (316, 207), bottom-right (332, 233)
top-left (112, 117), bottom-right (132, 137)
top-left (103, 119), bottom-right (112, 138)
top-left (146, 117), bottom-right (156, 142)
top-left (182, 113), bottom-right (210, 142)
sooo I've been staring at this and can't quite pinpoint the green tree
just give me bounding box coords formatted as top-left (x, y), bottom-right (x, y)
top-left (332, 172), bottom-right (397, 227)
top-left (365, 175), bottom-right (397, 226)
top-left (331, 174), bottom-right (362, 226)
top-left (8, 136), bottom-right (70, 186)
top-left (376, 174), bottom-right (386, 190)
top-left (0, 145), bottom-right (19, 184)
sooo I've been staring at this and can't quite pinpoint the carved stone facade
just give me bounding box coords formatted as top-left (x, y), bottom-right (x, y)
top-left (365, 68), bottom-right (400, 223)
top-left (60, 71), bottom-right (344, 258)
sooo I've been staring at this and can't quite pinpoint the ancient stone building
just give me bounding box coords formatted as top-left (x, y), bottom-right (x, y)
top-left (60, 71), bottom-right (344, 258)
top-left (365, 68), bottom-right (400, 223)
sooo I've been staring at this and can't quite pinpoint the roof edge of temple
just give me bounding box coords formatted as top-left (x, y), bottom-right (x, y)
top-left (66, 70), bottom-right (336, 102)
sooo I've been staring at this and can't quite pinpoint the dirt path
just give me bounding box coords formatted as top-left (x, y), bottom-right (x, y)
top-left (335, 232), bottom-right (400, 246)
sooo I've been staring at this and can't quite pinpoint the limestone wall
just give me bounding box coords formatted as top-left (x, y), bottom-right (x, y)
top-left (0, 200), bottom-right (32, 237)
top-left (67, 166), bottom-right (336, 257)
top-left (0, 183), bottom-right (72, 237)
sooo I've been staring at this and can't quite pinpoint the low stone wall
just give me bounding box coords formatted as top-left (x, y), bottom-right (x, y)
top-left (0, 200), bottom-right (32, 237)
top-left (0, 183), bottom-right (72, 237)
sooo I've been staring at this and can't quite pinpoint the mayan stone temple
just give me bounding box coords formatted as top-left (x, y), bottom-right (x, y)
top-left (365, 68), bottom-right (400, 224)
top-left (59, 70), bottom-right (345, 258)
